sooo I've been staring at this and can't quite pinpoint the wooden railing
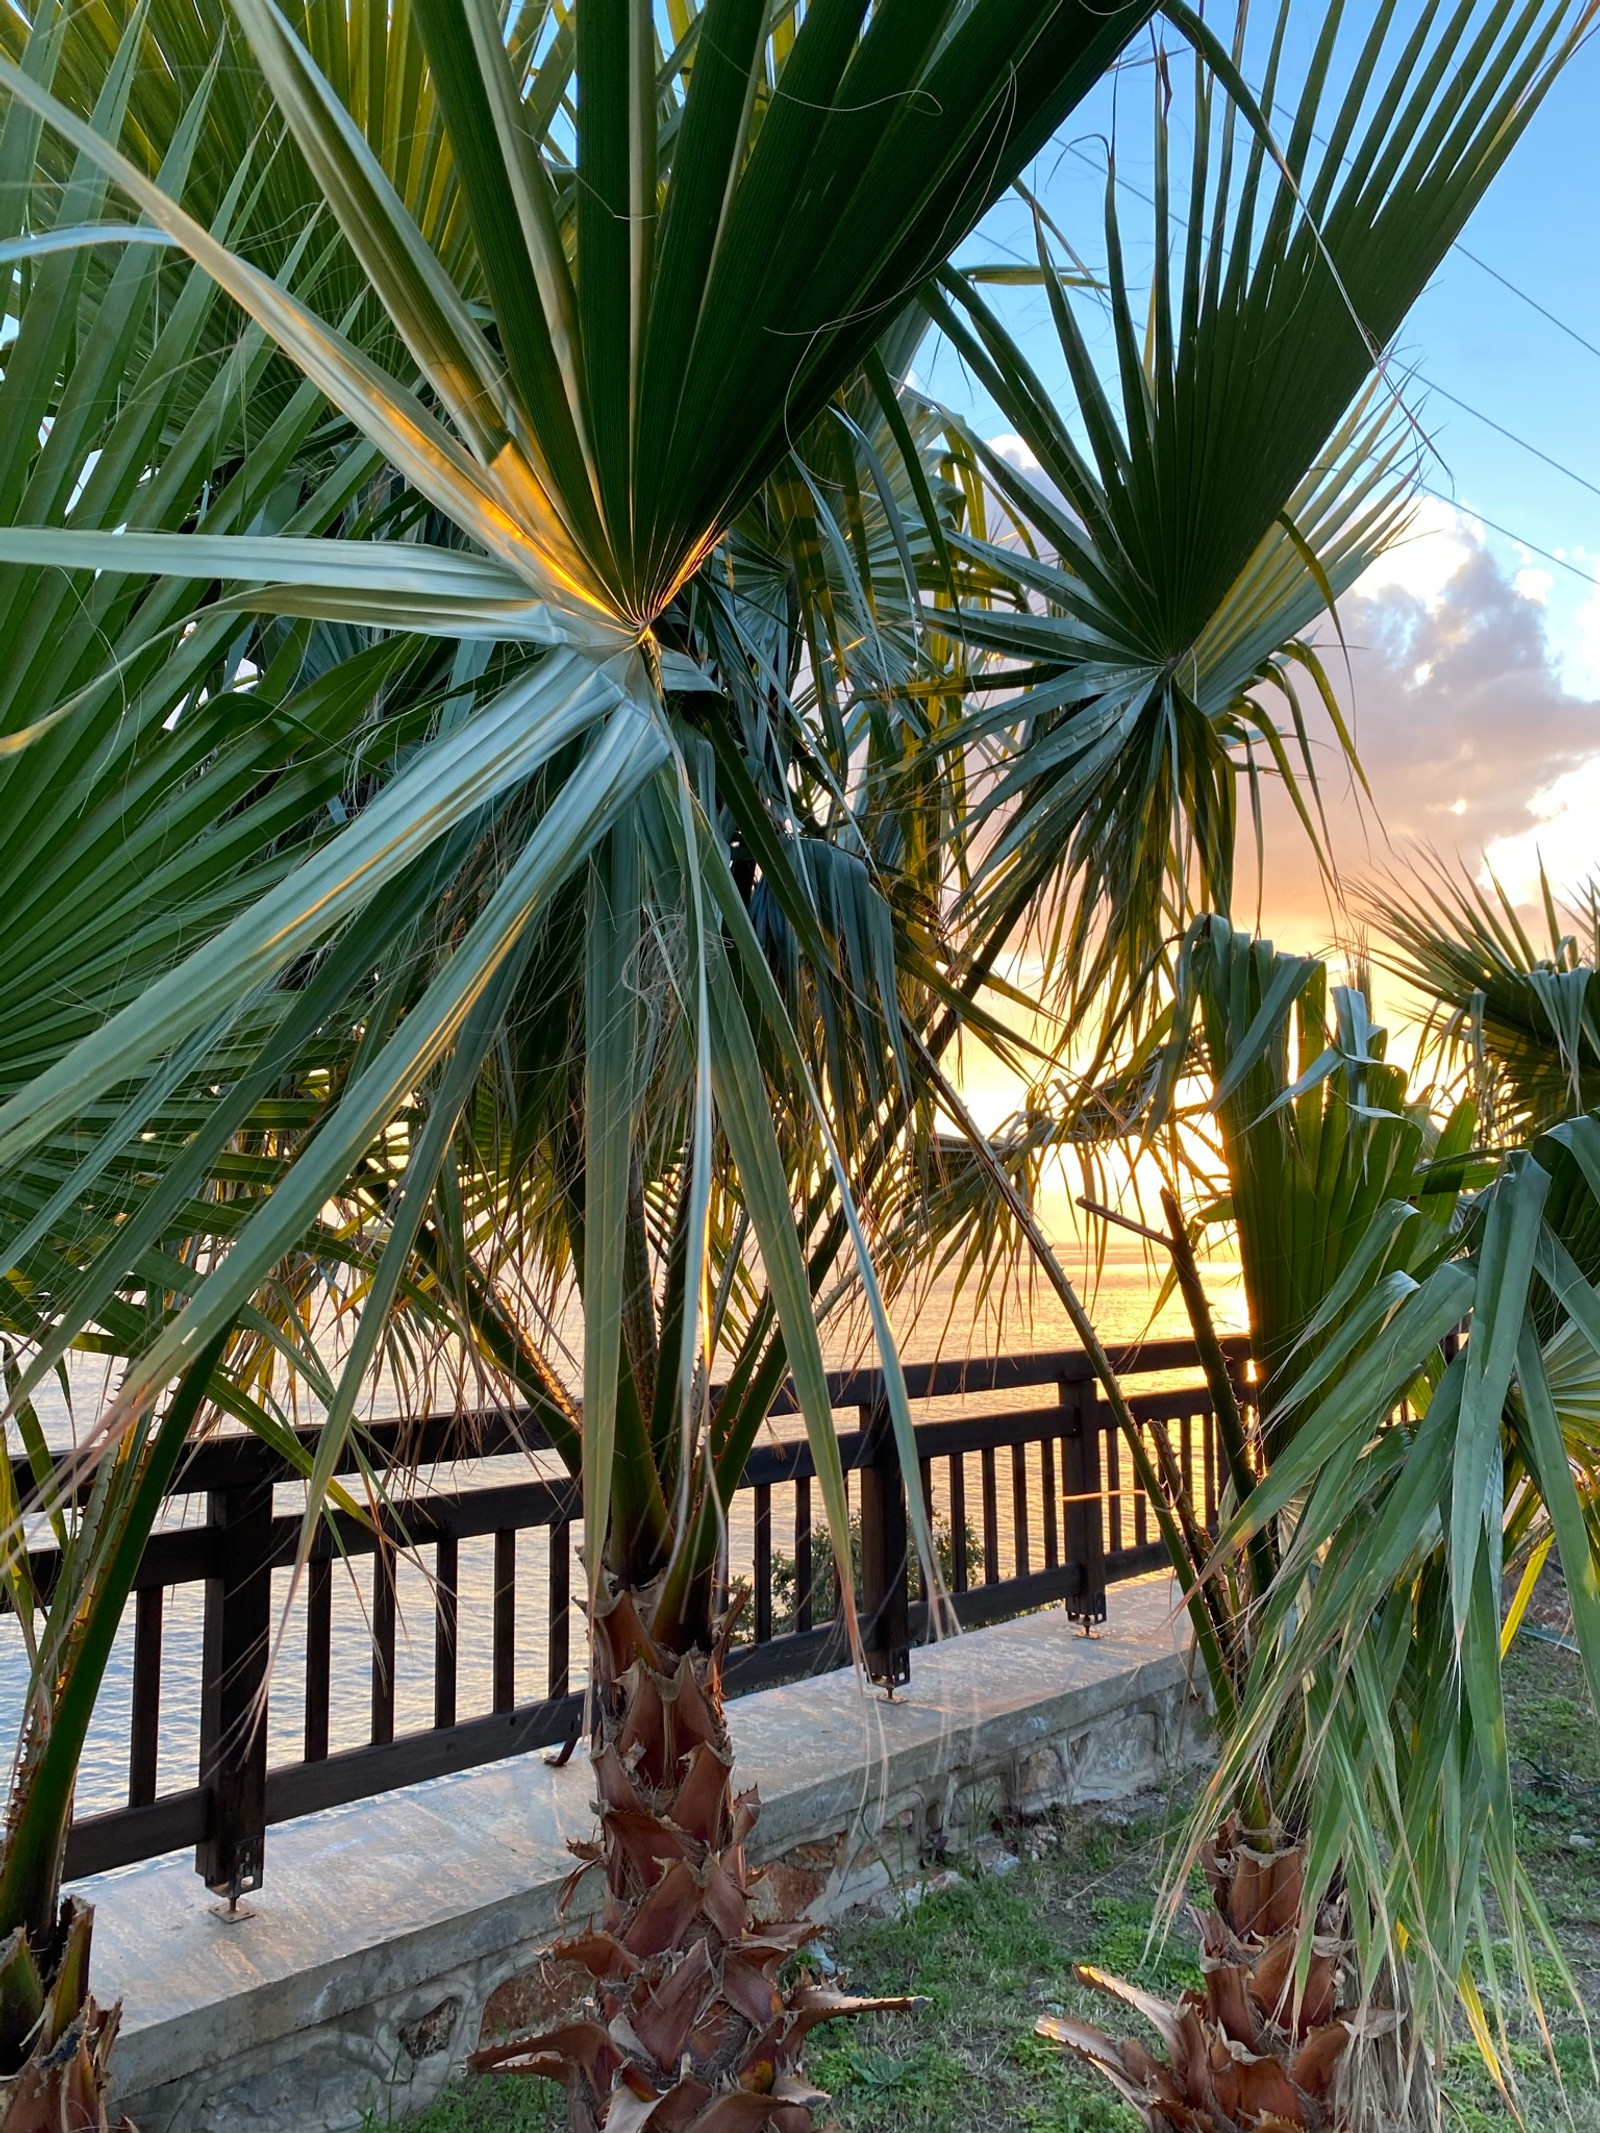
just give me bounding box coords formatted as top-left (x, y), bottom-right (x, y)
top-left (7, 1335), bottom-right (1247, 1899)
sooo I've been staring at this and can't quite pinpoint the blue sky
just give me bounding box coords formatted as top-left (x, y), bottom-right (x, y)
top-left (1399, 24), bottom-right (1600, 684)
top-left (917, 9), bottom-right (1600, 938)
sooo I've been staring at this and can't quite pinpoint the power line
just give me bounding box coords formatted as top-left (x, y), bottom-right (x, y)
top-left (1452, 242), bottom-right (1600, 371)
top-left (1417, 485), bottom-right (1600, 594)
top-left (1422, 381), bottom-right (1600, 509)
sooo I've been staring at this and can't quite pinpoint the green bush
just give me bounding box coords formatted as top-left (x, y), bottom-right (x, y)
top-left (763, 1511), bottom-right (981, 1636)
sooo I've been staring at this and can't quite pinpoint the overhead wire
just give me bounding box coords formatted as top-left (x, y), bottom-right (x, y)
top-left (1452, 243), bottom-right (1600, 371)
top-left (1019, 137), bottom-right (1600, 581)
top-left (1416, 487), bottom-right (1600, 594)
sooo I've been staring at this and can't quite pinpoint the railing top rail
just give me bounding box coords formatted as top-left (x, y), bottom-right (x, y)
top-left (765, 1333), bottom-right (1249, 1414)
top-left (11, 1334), bottom-right (1250, 1502)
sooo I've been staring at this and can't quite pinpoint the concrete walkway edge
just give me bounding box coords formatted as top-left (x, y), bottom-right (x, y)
top-left (93, 1576), bottom-right (1203, 2133)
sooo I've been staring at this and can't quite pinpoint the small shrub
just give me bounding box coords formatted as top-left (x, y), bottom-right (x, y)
top-left (764, 1510), bottom-right (982, 1636)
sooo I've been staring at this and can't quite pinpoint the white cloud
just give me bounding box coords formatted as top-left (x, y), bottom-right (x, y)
top-left (1483, 756), bottom-right (1600, 902)
top-left (1557, 556), bottom-right (1600, 700)
top-left (1353, 495), bottom-right (1484, 609)
top-left (1250, 508), bottom-right (1600, 947)
top-left (986, 431), bottom-right (1042, 477)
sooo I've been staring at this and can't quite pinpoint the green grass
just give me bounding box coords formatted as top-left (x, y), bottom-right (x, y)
top-left (366, 2076), bottom-right (560, 2133)
top-left (808, 1815), bottom-right (1186, 2133)
top-left (389, 1635), bottom-right (1600, 2133)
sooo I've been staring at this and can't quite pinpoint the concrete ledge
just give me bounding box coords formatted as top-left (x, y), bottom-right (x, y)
top-left (92, 1576), bottom-right (1203, 2133)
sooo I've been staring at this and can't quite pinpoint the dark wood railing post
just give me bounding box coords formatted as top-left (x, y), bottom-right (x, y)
top-left (547, 1517), bottom-right (571, 1698)
top-left (1059, 1375), bottom-right (1107, 1629)
top-left (305, 1556), bottom-right (332, 1761)
top-left (195, 1477), bottom-right (274, 1898)
top-left (793, 1476), bottom-right (813, 1631)
top-left (858, 1395), bottom-right (910, 1687)
top-left (128, 1586), bottom-right (163, 1810)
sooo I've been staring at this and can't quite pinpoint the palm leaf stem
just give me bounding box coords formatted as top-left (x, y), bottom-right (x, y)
top-left (906, 1027), bottom-right (1246, 1743)
top-left (1158, 1183), bottom-right (1277, 1600)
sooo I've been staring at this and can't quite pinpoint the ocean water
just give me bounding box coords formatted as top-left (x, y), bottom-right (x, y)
top-left (1, 1232), bottom-right (1243, 1820)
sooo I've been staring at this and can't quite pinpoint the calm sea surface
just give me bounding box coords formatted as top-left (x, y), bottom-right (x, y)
top-left (1, 1231), bottom-right (1244, 1817)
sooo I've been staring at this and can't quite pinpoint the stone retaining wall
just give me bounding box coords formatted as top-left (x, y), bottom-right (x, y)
top-left (89, 1577), bottom-right (1203, 2132)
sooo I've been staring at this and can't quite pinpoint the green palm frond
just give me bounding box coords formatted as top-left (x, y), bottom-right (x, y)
top-left (1163, 915), bottom-right (1476, 1435)
top-left (1367, 853), bottom-right (1600, 1142)
top-left (1166, 921), bottom-right (1600, 2090)
top-left (921, 0), bottom-right (1586, 1017)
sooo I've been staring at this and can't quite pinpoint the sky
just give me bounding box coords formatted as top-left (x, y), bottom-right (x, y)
top-left (918, 5), bottom-right (1600, 999)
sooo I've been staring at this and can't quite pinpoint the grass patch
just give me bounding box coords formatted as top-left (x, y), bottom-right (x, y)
top-left (365, 2076), bottom-right (561, 2133)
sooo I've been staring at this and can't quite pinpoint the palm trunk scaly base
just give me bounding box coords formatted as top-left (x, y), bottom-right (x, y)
top-left (1040, 1821), bottom-right (1366, 2132)
top-left (474, 1583), bottom-right (918, 2131)
top-left (0, 1897), bottom-right (128, 2133)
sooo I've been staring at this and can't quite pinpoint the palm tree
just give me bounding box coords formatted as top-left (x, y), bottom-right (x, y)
top-left (1207, 928), bottom-right (1600, 2126)
top-left (1366, 854), bottom-right (1600, 1141)
top-left (0, 2), bottom-right (1587, 2127)
top-left (0, 4), bottom-right (1177, 2124)
top-left (840, 2), bottom-right (1600, 2122)
top-left (1043, 921), bottom-right (1488, 2130)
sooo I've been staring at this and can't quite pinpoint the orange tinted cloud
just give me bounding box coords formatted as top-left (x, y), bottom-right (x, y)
top-left (1245, 507), bottom-right (1600, 994)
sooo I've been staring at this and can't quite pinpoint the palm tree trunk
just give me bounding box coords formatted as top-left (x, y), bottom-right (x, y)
top-left (475, 1582), bottom-right (917, 2131)
top-left (1042, 1818), bottom-right (1442, 2133)
top-left (0, 1898), bottom-right (125, 2133)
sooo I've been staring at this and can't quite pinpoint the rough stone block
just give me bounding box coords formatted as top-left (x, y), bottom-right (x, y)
top-left (1012, 1743), bottom-right (1070, 1817)
top-left (748, 1838), bottom-right (843, 1925)
top-left (1065, 1705), bottom-right (1162, 1800)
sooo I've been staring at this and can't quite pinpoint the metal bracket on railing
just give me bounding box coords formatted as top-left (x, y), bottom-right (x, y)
top-left (209, 1853), bottom-right (259, 1924)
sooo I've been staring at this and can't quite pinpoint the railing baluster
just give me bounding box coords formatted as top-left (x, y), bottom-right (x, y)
top-left (1204, 1402), bottom-right (1218, 1522)
top-left (917, 1458), bottom-right (934, 1599)
top-left (129, 1586), bottom-right (163, 1809)
top-left (1011, 1442), bottom-right (1030, 1578)
top-left (1106, 1425), bottom-right (1123, 1550)
top-left (371, 1547), bottom-right (397, 1746)
top-left (949, 1453), bottom-right (968, 1591)
top-left (493, 1528), bottom-right (516, 1714)
top-left (434, 1533), bottom-right (459, 1730)
top-left (980, 1446), bottom-right (999, 1585)
top-left (548, 1518), bottom-right (571, 1697)
top-left (1133, 1429), bottom-right (1149, 1548)
top-left (1182, 1412), bottom-right (1195, 1511)
top-left (1041, 1434), bottom-right (1060, 1569)
top-left (753, 1483), bottom-right (772, 1643)
top-left (794, 1475), bottom-right (812, 1631)
top-left (305, 1557), bottom-right (331, 1763)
